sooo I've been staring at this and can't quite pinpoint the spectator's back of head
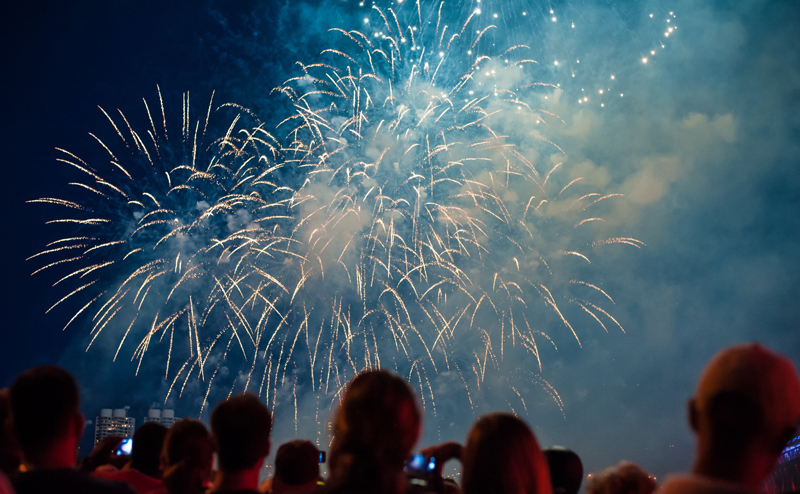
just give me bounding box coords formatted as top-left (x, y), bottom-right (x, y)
top-left (328, 369), bottom-right (421, 494)
top-left (691, 343), bottom-right (800, 454)
top-left (331, 369), bottom-right (421, 467)
top-left (544, 447), bottom-right (583, 494)
top-left (586, 461), bottom-right (656, 494)
top-left (162, 418), bottom-right (212, 469)
top-left (461, 412), bottom-right (552, 494)
top-left (0, 389), bottom-right (21, 475)
top-left (9, 365), bottom-right (82, 464)
top-left (131, 421), bottom-right (168, 479)
top-left (273, 440), bottom-right (320, 494)
top-left (161, 418), bottom-right (213, 494)
top-left (211, 393), bottom-right (272, 472)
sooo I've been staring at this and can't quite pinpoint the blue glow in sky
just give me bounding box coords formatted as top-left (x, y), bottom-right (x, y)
top-left (1, 0), bottom-right (799, 481)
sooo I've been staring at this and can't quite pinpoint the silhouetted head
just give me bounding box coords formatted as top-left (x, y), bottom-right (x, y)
top-left (586, 461), bottom-right (656, 494)
top-left (273, 440), bottom-right (320, 494)
top-left (0, 388), bottom-right (21, 474)
top-left (131, 421), bottom-right (168, 478)
top-left (690, 343), bottom-right (800, 460)
top-left (328, 369), bottom-right (421, 494)
top-left (161, 418), bottom-right (214, 494)
top-left (461, 412), bottom-right (552, 494)
top-left (211, 392), bottom-right (272, 472)
top-left (544, 447), bottom-right (583, 494)
top-left (9, 365), bottom-right (83, 465)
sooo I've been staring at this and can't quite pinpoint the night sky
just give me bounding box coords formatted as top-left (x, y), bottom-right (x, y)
top-left (2, 0), bottom-right (799, 483)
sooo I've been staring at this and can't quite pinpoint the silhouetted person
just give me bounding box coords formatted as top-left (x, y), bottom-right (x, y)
top-left (0, 389), bottom-right (20, 476)
top-left (462, 412), bottom-right (552, 494)
top-left (659, 343), bottom-right (800, 494)
top-left (94, 422), bottom-right (168, 493)
top-left (423, 412), bottom-right (552, 494)
top-left (8, 365), bottom-right (135, 494)
top-left (152, 418), bottom-right (214, 494)
top-left (0, 389), bottom-right (17, 494)
top-left (209, 393), bottom-right (272, 494)
top-left (587, 461), bottom-right (656, 494)
top-left (326, 369), bottom-right (422, 494)
top-left (544, 447), bottom-right (583, 494)
top-left (0, 473), bottom-right (11, 494)
top-left (260, 440), bottom-right (321, 494)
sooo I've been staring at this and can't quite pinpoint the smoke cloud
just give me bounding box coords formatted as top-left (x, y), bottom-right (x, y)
top-left (3, 0), bottom-right (799, 483)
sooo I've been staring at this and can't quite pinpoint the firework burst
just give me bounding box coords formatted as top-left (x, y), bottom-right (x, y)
top-left (31, 1), bottom-right (648, 428)
top-left (267, 0), bottom-right (644, 419)
top-left (29, 88), bottom-right (297, 407)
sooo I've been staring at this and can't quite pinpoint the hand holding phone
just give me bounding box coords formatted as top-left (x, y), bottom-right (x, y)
top-left (419, 441), bottom-right (462, 477)
top-left (405, 454), bottom-right (443, 493)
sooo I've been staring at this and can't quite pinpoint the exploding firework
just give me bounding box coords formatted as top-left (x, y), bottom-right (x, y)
top-left (31, 1), bottom-right (650, 430)
top-left (266, 0), bottom-right (644, 421)
top-left (28, 87), bottom-right (298, 408)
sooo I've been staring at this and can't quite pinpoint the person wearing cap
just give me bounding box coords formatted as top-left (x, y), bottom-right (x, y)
top-left (543, 447), bottom-right (583, 494)
top-left (259, 440), bottom-right (321, 494)
top-left (659, 343), bottom-right (800, 494)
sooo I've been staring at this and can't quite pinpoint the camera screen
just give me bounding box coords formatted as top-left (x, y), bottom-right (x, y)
top-left (405, 454), bottom-right (436, 474)
top-left (116, 438), bottom-right (133, 456)
top-left (407, 454), bottom-right (426, 471)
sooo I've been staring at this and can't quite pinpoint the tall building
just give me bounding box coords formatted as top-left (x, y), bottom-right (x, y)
top-left (94, 408), bottom-right (135, 444)
top-left (143, 409), bottom-right (177, 428)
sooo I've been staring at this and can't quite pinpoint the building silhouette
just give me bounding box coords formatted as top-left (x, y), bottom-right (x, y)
top-left (143, 408), bottom-right (177, 428)
top-left (94, 408), bottom-right (135, 444)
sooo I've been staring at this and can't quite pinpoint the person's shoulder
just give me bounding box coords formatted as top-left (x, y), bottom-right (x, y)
top-left (322, 487), bottom-right (370, 494)
top-left (97, 468), bottom-right (163, 493)
top-left (143, 487), bottom-right (170, 494)
top-left (658, 474), bottom-right (691, 494)
top-left (0, 472), bottom-right (13, 494)
top-left (658, 474), bottom-right (755, 494)
top-left (13, 468), bottom-right (138, 494)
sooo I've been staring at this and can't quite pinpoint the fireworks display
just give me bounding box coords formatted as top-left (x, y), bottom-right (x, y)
top-left (28, 0), bottom-right (681, 432)
top-left (28, 89), bottom-right (298, 410)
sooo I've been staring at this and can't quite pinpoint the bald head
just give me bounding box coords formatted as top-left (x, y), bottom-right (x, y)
top-left (689, 343), bottom-right (800, 487)
top-left (693, 343), bottom-right (800, 445)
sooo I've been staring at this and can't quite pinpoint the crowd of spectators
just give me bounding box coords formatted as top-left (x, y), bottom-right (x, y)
top-left (0, 342), bottom-right (797, 494)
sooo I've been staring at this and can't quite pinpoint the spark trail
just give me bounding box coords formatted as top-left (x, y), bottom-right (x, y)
top-left (30, 1), bottom-right (650, 427)
top-left (29, 87), bottom-right (297, 408)
top-left (267, 0), bottom-right (644, 419)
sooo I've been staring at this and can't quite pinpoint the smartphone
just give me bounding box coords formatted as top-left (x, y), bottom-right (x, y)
top-left (405, 454), bottom-right (440, 491)
top-left (405, 454), bottom-right (436, 475)
top-left (319, 451), bottom-right (326, 463)
top-left (115, 438), bottom-right (133, 456)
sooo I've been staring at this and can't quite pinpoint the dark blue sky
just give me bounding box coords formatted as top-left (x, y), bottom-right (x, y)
top-left (1, 0), bottom-right (799, 482)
